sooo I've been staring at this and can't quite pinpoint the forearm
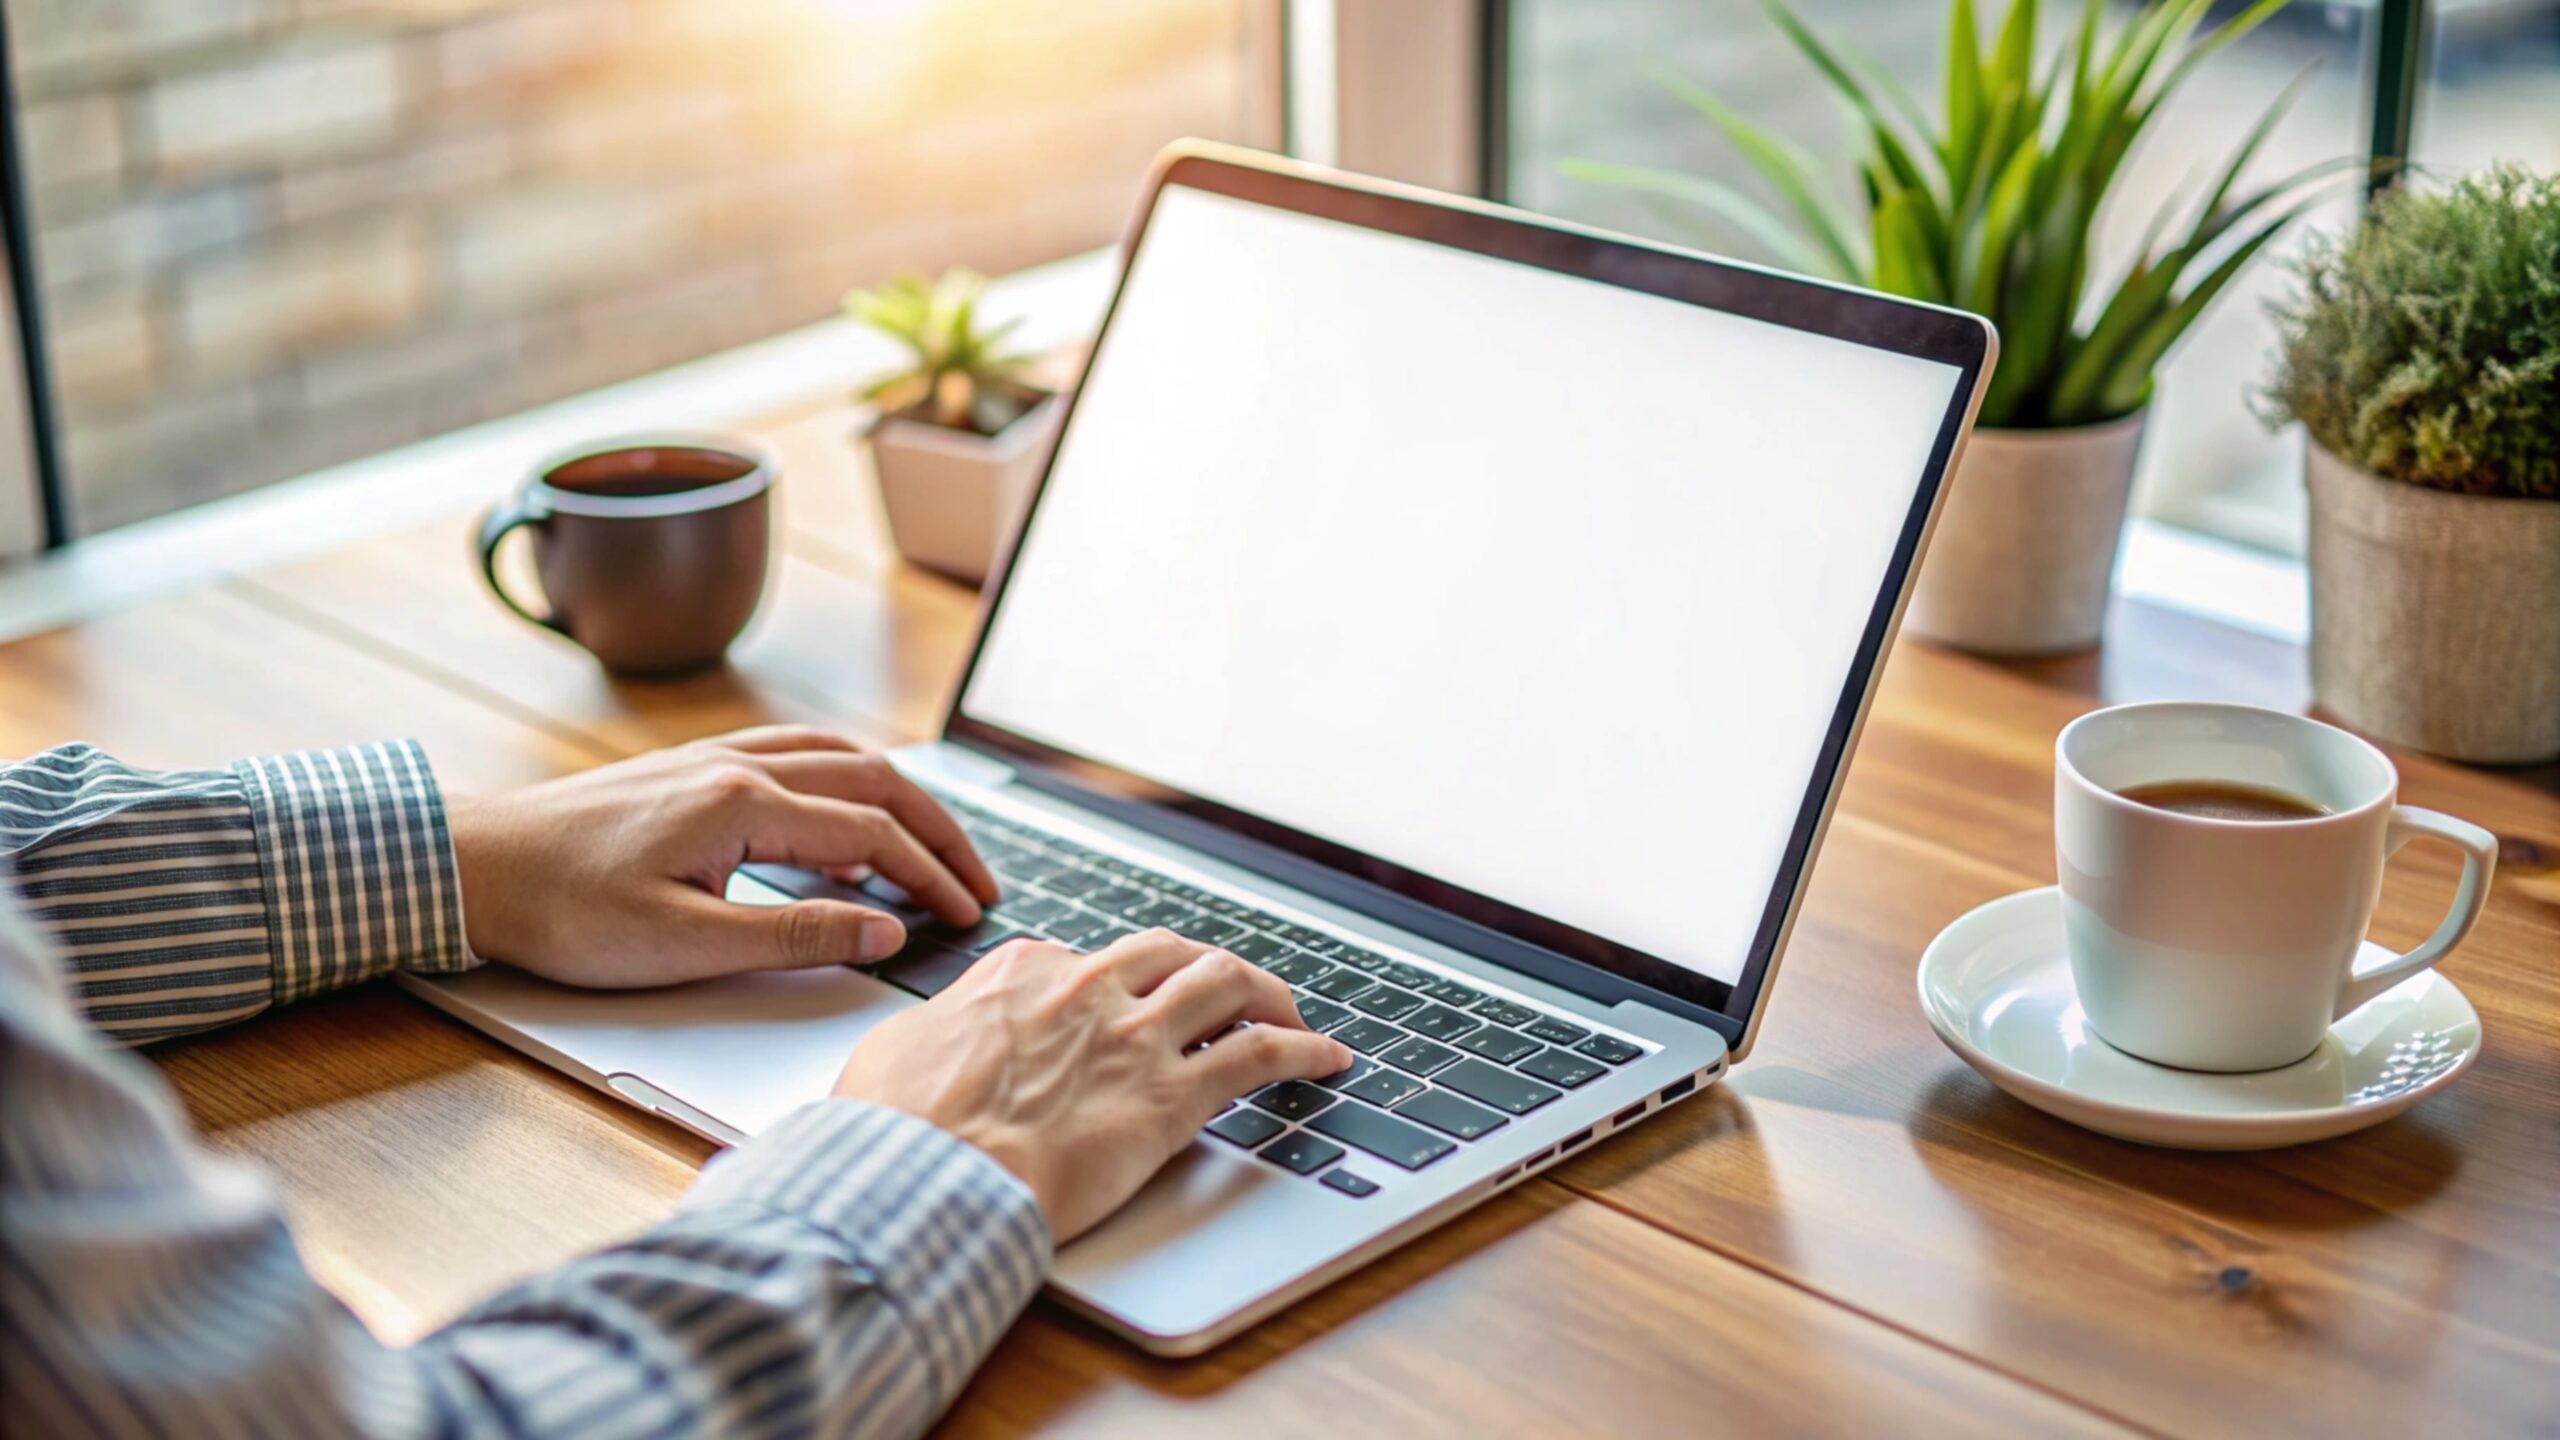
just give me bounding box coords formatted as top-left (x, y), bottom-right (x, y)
top-left (1, 740), bottom-right (473, 1044)
top-left (0, 910), bottom-right (1050, 1440)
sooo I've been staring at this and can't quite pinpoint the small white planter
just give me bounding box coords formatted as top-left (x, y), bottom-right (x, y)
top-left (2306, 443), bottom-right (2560, 764)
top-left (1903, 410), bottom-right (2149, 657)
top-left (868, 393), bottom-right (1062, 585)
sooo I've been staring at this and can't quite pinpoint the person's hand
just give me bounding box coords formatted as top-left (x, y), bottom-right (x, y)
top-left (446, 725), bottom-right (1000, 986)
top-left (834, 928), bottom-right (1356, 1241)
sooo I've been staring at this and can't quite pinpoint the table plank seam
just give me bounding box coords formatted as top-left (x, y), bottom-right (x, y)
top-left (1560, 1179), bottom-right (2160, 1438)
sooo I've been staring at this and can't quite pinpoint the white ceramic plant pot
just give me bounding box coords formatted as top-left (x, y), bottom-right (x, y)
top-left (2305, 442), bottom-right (2560, 764)
top-left (1903, 410), bottom-right (2149, 657)
top-left (868, 394), bottom-right (1062, 586)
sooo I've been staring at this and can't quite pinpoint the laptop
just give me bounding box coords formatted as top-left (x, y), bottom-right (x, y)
top-left (406, 141), bottom-right (1995, 1355)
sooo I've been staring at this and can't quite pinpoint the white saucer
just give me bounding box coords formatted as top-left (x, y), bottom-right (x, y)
top-left (1917, 887), bottom-right (2482, 1150)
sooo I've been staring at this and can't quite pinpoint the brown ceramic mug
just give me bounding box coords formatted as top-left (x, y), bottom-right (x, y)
top-left (477, 436), bottom-right (773, 675)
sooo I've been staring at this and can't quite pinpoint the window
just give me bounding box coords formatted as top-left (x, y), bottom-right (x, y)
top-left (1498, 0), bottom-right (2399, 559)
top-left (5, 0), bottom-right (1280, 537)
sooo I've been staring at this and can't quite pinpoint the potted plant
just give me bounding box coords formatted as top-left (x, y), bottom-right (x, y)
top-left (2261, 164), bottom-right (2560, 764)
top-left (848, 269), bottom-right (1062, 585)
top-left (1566, 0), bottom-right (2348, 654)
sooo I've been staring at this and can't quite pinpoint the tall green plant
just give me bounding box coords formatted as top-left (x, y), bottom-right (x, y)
top-left (1563, 0), bottom-right (2354, 428)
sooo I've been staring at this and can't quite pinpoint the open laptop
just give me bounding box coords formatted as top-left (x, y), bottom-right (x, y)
top-left (406, 142), bottom-right (1995, 1355)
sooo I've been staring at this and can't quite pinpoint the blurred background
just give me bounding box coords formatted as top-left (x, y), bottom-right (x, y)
top-left (4, 0), bottom-right (2553, 549)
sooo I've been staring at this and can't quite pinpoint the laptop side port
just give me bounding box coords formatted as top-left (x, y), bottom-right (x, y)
top-left (1612, 1101), bottom-right (1647, 1128)
top-left (1561, 1128), bottom-right (1594, 1153)
top-left (1659, 1075), bottom-right (1696, 1104)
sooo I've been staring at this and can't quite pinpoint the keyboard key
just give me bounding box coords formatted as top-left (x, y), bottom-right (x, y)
top-left (1382, 962), bottom-right (1434, 989)
top-left (1438, 1058), bottom-right (1563, 1115)
top-left (1307, 1102), bottom-right (1457, 1170)
top-left (1518, 1048), bottom-right (1604, 1089)
top-left (1315, 1056), bottom-right (1378, 1090)
top-left (1237, 908), bottom-right (1291, 933)
top-left (1423, 979), bottom-right (1485, 1006)
top-left (1202, 896), bottom-right (1254, 919)
top-left (1045, 911), bottom-right (1116, 947)
top-left (1092, 886), bottom-right (1155, 916)
top-left (1250, 1080), bottom-right (1337, 1121)
top-left (1003, 895), bottom-right (1074, 929)
top-left (1523, 1017), bottom-right (1592, 1047)
top-left (1576, 1034), bottom-right (1644, 1065)
top-left (1128, 899), bottom-right (1190, 929)
top-left (1274, 924), bottom-right (1333, 948)
top-left (1381, 1036), bottom-right (1461, 1076)
top-left (1394, 1088), bottom-right (1508, 1141)
top-left (1294, 935), bottom-right (1346, 957)
top-left (1349, 987), bottom-right (1426, 1022)
top-left (1471, 998), bottom-right (1539, 1028)
top-left (876, 945), bottom-right (979, 998)
top-left (1042, 869), bottom-right (1109, 898)
top-left (1172, 915), bottom-right (1248, 947)
top-left (1455, 1026), bottom-right (1540, 1064)
top-left (1230, 931), bottom-right (1294, 964)
top-left (1205, 1107), bottom-right (1285, 1149)
top-left (1340, 1066), bottom-right (1424, 1108)
top-left (1333, 1019), bottom-right (1405, 1054)
top-left (1320, 1169), bottom-right (1380, 1198)
top-left (1404, 1004), bottom-right (1480, 1042)
top-left (1260, 1131), bottom-right (1346, 1175)
top-left (1267, 953), bottom-right (1334, 986)
top-left (961, 921), bottom-right (1027, 955)
top-left (1330, 947), bottom-right (1390, 973)
top-left (1306, 968), bottom-right (1374, 1001)
top-left (1294, 996), bottom-right (1354, 1032)
top-left (1087, 921), bottom-right (1136, 948)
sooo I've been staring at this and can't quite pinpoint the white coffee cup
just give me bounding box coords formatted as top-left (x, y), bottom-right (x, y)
top-left (2054, 701), bottom-right (2498, 1072)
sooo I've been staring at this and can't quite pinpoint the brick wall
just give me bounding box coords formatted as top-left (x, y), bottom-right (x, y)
top-left (10, 0), bottom-right (1271, 533)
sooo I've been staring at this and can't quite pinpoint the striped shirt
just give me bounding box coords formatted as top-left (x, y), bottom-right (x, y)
top-left (0, 743), bottom-right (1051, 1438)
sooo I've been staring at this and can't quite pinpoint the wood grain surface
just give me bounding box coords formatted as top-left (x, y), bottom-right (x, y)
top-left (7, 393), bottom-right (2555, 1438)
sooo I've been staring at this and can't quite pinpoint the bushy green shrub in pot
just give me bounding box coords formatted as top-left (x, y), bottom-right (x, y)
top-left (1568, 0), bottom-right (2349, 654)
top-left (2263, 164), bottom-right (2560, 763)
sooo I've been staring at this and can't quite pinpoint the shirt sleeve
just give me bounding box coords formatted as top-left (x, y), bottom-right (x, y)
top-left (0, 894), bottom-right (1052, 1440)
top-left (0, 741), bottom-right (472, 1044)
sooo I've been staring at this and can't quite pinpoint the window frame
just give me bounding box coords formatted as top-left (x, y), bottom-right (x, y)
top-left (0, 10), bottom-right (61, 558)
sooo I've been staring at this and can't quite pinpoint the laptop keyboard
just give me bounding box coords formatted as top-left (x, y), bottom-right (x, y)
top-left (865, 795), bottom-right (1652, 1193)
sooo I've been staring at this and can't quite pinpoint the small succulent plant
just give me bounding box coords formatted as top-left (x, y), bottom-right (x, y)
top-left (2262, 163), bottom-right (2560, 499)
top-left (846, 269), bottom-right (1044, 437)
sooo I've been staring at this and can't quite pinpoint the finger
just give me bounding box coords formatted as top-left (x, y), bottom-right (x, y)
top-left (1139, 948), bottom-right (1307, 1048)
top-left (707, 725), bottom-right (867, 756)
top-left (1188, 1023), bottom-right (1355, 1103)
top-left (754, 753), bottom-right (1000, 906)
top-left (671, 889), bottom-right (906, 976)
top-left (1093, 927), bottom-right (1215, 993)
top-left (741, 791), bottom-right (983, 926)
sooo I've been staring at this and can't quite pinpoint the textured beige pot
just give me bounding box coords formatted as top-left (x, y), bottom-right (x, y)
top-left (868, 393), bottom-right (1061, 586)
top-left (1903, 409), bottom-right (2149, 656)
top-left (2305, 443), bottom-right (2560, 764)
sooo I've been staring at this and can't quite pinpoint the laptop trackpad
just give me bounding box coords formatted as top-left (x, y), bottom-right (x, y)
top-left (413, 962), bottom-right (920, 1143)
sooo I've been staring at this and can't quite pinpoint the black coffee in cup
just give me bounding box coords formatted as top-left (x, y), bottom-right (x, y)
top-left (477, 437), bottom-right (773, 675)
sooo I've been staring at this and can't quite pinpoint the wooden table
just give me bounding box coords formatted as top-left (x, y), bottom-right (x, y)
top-left (6, 392), bottom-right (2555, 1439)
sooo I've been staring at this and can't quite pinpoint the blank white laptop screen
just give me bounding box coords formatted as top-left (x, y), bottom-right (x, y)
top-left (961, 185), bottom-right (1963, 987)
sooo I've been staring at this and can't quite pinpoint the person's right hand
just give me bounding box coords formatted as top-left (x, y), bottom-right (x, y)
top-left (834, 928), bottom-right (1355, 1241)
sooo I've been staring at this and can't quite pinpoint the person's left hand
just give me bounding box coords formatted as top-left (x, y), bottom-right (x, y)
top-left (446, 725), bottom-right (1000, 987)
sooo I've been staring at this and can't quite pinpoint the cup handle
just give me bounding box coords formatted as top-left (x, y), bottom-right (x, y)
top-left (2335, 805), bottom-right (2500, 1017)
top-left (476, 493), bottom-right (565, 633)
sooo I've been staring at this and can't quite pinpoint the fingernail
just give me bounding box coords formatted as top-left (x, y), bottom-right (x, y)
top-left (859, 917), bottom-right (904, 961)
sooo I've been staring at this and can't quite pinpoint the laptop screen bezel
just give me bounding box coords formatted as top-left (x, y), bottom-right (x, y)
top-left (940, 145), bottom-right (1990, 1041)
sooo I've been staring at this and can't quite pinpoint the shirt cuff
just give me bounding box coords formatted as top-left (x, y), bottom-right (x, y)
top-left (234, 740), bottom-right (472, 1003)
top-left (681, 1100), bottom-right (1052, 1400)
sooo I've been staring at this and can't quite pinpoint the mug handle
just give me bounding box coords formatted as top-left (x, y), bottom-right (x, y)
top-left (476, 492), bottom-right (565, 633)
top-left (2334, 805), bottom-right (2500, 1017)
